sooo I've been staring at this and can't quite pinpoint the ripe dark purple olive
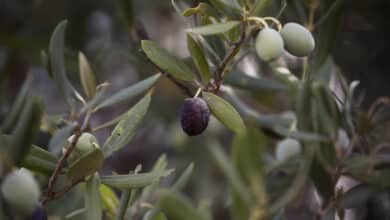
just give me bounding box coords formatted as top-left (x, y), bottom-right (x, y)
top-left (180, 97), bottom-right (210, 136)
top-left (27, 206), bottom-right (47, 220)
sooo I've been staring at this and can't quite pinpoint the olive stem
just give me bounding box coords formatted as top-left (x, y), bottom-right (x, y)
top-left (194, 88), bottom-right (202, 98)
top-left (208, 18), bottom-right (248, 93)
top-left (43, 110), bottom-right (93, 205)
top-left (263, 17), bottom-right (283, 31)
top-left (247, 17), bottom-right (268, 29)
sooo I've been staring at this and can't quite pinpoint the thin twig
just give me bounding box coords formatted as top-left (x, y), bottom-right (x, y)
top-left (43, 110), bottom-right (94, 205)
top-left (208, 19), bottom-right (248, 93)
top-left (43, 124), bottom-right (82, 205)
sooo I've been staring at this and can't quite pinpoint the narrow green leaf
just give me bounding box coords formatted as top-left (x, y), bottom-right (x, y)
top-left (119, 0), bottom-right (134, 26)
top-left (80, 82), bottom-right (110, 114)
top-left (208, 0), bottom-right (241, 19)
top-left (172, 163), bottom-right (194, 191)
top-left (231, 128), bottom-right (267, 220)
top-left (66, 148), bottom-right (104, 184)
top-left (203, 92), bottom-right (245, 134)
top-left (48, 123), bottom-right (77, 156)
top-left (209, 144), bottom-right (251, 205)
top-left (250, 0), bottom-right (273, 16)
top-left (311, 0), bottom-right (344, 73)
top-left (21, 154), bottom-right (57, 175)
top-left (40, 50), bottom-right (52, 78)
top-left (187, 34), bottom-right (211, 83)
top-left (339, 184), bottom-right (378, 209)
top-left (10, 97), bottom-right (43, 165)
top-left (151, 212), bottom-right (168, 220)
top-left (49, 20), bottom-right (77, 107)
top-left (116, 165), bottom-right (142, 220)
top-left (102, 93), bottom-right (151, 157)
top-left (159, 190), bottom-right (207, 220)
top-left (309, 155), bottom-right (334, 203)
top-left (79, 52), bottom-right (97, 98)
top-left (21, 145), bottom-right (57, 174)
top-left (100, 169), bottom-right (173, 189)
top-left (140, 155), bottom-right (168, 202)
top-left (224, 72), bottom-right (287, 92)
top-left (95, 74), bottom-right (160, 111)
top-left (186, 21), bottom-right (240, 35)
top-left (29, 145), bottom-right (57, 162)
top-left (100, 184), bottom-right (119, 219)
top-left (268, 145), bottom-right (315, 215)
top-left (232, 128), bottom-right (266, 199)
top-left (85, 173), bottom-right (103, 220)
top-left (1, 75), bottom-right (32, 133)
top-left (141, 40), bottom-right (196, 82)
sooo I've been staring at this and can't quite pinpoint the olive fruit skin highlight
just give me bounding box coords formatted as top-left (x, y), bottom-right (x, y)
top-left (280, 22), bottom-right (315, 57)
top-left (180, 97), bottom-right (210, 136)
top-left (255, 28), bottom-right (284, 61)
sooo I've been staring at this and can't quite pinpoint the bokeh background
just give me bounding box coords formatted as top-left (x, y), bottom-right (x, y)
top-left (0, 0), bottom-right (389, 219)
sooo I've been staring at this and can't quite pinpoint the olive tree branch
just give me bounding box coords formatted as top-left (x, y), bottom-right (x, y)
top-left (208, 19), bottom-right (248, 93)
top-left (43, 110), bottom-right (93, 205)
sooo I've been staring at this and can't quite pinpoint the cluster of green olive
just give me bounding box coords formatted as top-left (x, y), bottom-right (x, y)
top-left (0, 133), bottom-right (99, 219)
top-left (255, 22), bottom-right (315, 61)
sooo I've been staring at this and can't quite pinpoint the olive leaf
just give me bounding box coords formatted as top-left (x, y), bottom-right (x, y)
top-left (172, 162), bottom-right (194, 191)
top-left (250, 0), bottom-right (273, 16)
top-left (209, 143), bottom-right (251, 205)
top-left (66, 148), bottom-right (104, 184)
top-left (151, 213), bottom-right (168, 220)
top-left (231, 128), bottom-right (267, 220)
top-left (95, 73), bottom-right (160, 111)
top-left (1, 75), bottom-right (32, 133)
top-left (116, 165), bottom-right (142, 220)
top-left (224, 72), bottom-right (287, 93)
top-left (48, 123), bottom-right (77, 156)
top-left (309, 155), bottom-right (334, 203)
top-left (10, 96), bottom-right (44, 165)
top-left (85, 173), bottom-right (103, 220)
top-left (49, 20), bottom-right (78, 108)
top-left (159, 190), bottom-right (207, 220)
top-left (141, 40), bottom-right (196, 82)
top-left (100, 169), bottom-right (173, 189)
top-left (310, 0), bottom-right (344, 74)
top-left (203, 92), bottom-right (245, 134)
top-left (186, 21), bottom-right (240, 36)
top-left (102, 92), bottom-right (151, 157)
top-left (99, 184), bottom-right (119, 219)
top-left (187, 34), bottom-right (211, 83)
top-left (232, 128), bottom-right (266, 199)
top-left (208, 0), bottom-right (241, 19)
top-left (79, 52), bottom-right (97, 98)
top-left (21, 145), bottom-right (57, 174)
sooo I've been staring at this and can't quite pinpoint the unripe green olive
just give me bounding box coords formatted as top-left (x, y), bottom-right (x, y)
top-left (275, 138), bottom-right (302, 162)
top-left (65, 132), bottom-right (99, 164)
top-left (255, 28), bottom-right (284, 61)
top-left (1, 169), bottom-right (40, 215)
top-left (280, 22), bottom-right (315, 57)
